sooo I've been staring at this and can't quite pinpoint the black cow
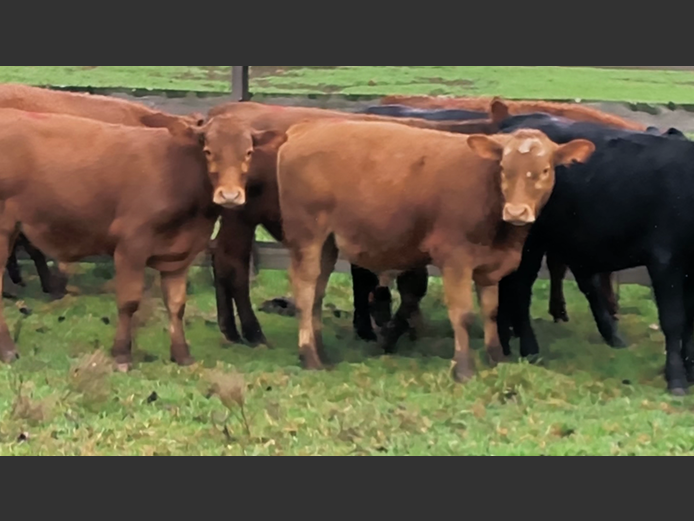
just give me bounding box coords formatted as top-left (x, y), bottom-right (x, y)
top-left (4, 234), bottom-right (66, 300)
top-left (360, 104), bottom-right (488, 122)
top-left (495, 112), bottom-right (694, 396)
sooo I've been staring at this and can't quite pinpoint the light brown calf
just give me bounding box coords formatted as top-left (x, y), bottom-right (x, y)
top-left (277, 120), bottom-right (595, 381)
top-left (0, 109), bottom-right (220, 370)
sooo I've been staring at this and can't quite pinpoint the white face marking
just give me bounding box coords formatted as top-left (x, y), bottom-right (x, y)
top-left (518, 138), bottom-right (541, 154)
top-left (526, 172), bottom-right (533, 178)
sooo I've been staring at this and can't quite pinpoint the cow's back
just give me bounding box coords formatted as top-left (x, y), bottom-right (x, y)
top-left (0, 109), bottom-right (208, 250)
top-left (279, 120), bottom-right (501, 267)
top-left (0, 83), bottom-right (154, 126)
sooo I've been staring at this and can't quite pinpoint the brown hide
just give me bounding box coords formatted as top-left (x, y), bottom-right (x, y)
top-left (204, 101), bottom-right (503, 346)
top-left (276, 120), bottom-right (595, 380)
top-left (0, 108), bottom-right (219, 369)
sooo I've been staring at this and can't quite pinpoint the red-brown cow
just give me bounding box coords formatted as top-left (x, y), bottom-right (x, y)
top-left (276, 119), bottom-right (595, 380)
top-left (380, 96), bottom-right (639, 324)
top-left (201, 102), bottom-right (504, 348)
top-left (0, 83), bottom-right (206, 300)
top-left (0, 109), bottom-right (220, 370)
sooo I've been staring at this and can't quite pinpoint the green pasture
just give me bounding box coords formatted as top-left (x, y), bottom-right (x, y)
top-left (0, 262), bottom-right (692, 456)
top-left (4, 66), bottom-right (694, 103)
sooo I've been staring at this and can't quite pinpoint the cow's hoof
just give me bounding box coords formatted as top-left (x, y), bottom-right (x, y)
top-left (115, 363), bottom-right (131, 374)
top-left (608, 334), bottom-right (628, 349)
top-left (0, 349), bottom-right (19, 364)
top-left (242, 328), bottom-right (268, 347)
top-left (486, 344), bottom-right (508, 367)
top-left (355, 327), bottom-right (378, 343)
top-left (452, 360), bottom-right (475, 384)
top-left (670, 386), bottom-right (688, 398)
top-left (299, 351), bottom-right (325, 371)
top-left (525, 354), bottom-right (541, 365)
top-left (222, 330), bottom-right (243, 345)
top-left (171, 356), bottom-right (196, 367)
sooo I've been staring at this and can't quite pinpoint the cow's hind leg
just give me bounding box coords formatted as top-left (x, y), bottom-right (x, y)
top-left (648, 262), bottom-right (689, 395)
top-left (441, 259), bottom-right (476, 383)
top-left (111, 248), bottom-right (146, 372)
top-left (574, 272), bottom-right (626, 349)
top-left (382, 268), bottom-right (429, 353)
top-left (351, 265), bottom-right (380, 342)
top-left (6, 243), bottom-right (23, 287)
top-left (547, 252), bottom-right (570, 323)
top-left (289, 240), bottom-right (329, 371)
top-left (681, 272), bottom-right (694, 384)
top-left (213, 219), bottom-right (267, 346)
top-left (0, 223), bottom-right (20, 362)
top-left (600, 273), bottom-right (620, 321)
top-left (211, 249), bottom-right (242, 344)
top-left (161, 268), bottom-right (195, 366)
top-left (313, 236), bottom-right (339, 363)
top-left (476, 282), bottom-right (508, 366)
top-left (23, 238), bottom-right (67, 300)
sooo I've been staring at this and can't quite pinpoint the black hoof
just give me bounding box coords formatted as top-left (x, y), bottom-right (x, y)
top-left (670, 387), bottom-right (688, 397)
top-left (243, 331), bottom-right (268, 348)
top-left (608, 334), bottom-right (628, 349)
top-left (220, 326), bottom-right (243, 345)
top-left (525, 354), bottom-right (541, 365)
top-left (356, 328), bottom-right (378, 343)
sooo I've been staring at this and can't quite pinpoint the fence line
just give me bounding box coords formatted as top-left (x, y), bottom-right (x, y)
top-left (13, 241), bottom-right (654, 288)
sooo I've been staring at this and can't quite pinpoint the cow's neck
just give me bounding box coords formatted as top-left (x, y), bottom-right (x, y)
top-left (494, 221), bottom-right (532, 251)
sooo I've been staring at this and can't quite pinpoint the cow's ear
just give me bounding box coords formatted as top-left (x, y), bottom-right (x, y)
top-left (251, 129), bottom-right (288, 150)
top-left (554, 139), bottom-right (596, 166)
top-left (490, 97), bottom-right (510, 123)
top-left (141, 112), bottom-right (199, 140)
top-left (187, 112), bottom-right (207, 127)
top-left (468, 135), bottom-right (505, 161)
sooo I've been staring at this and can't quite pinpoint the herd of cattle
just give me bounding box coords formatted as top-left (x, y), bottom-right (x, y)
top-left (0, 83), bottom-right (693, 397)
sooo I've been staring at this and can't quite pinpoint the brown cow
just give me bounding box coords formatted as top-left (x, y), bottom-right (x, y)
top-left (381, 95), bottom-right (647, 131)
top-left (276, 119), bottom-right (595, 380)
top-left (201, 102), bottom-right (505, 347)
top-left (0, 83), bottom-right (206, 300)
top-left (0, 84), bottom-right (205, 127)
top-left (383, 96), bottom-right (632, 324)
top-left (0, 108), bottom-right (221, 369)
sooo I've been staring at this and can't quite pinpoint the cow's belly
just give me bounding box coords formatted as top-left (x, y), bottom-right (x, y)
top-left (20, 220), bottom-right (115, 262)
top-left (148, 218), bottom-right (215, 273)
top-left (333, 232), bottom-right (430, 273)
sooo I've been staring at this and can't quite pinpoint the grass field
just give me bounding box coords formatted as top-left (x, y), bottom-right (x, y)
top-left (5, 66), bottom-right (694, 103)
top-left (0, 262), bottom-right (693, 456)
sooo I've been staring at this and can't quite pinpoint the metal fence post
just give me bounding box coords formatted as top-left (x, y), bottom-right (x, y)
top-left (231, 66), bottom-right (250, 101)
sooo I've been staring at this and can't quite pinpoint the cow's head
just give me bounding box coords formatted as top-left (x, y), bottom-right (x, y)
top-left (199, 115), bottom-right (288, 209)
top-left (144, 113), bottom-right (288, 209)
top-left (468, 129), bottom-right (596, 226)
